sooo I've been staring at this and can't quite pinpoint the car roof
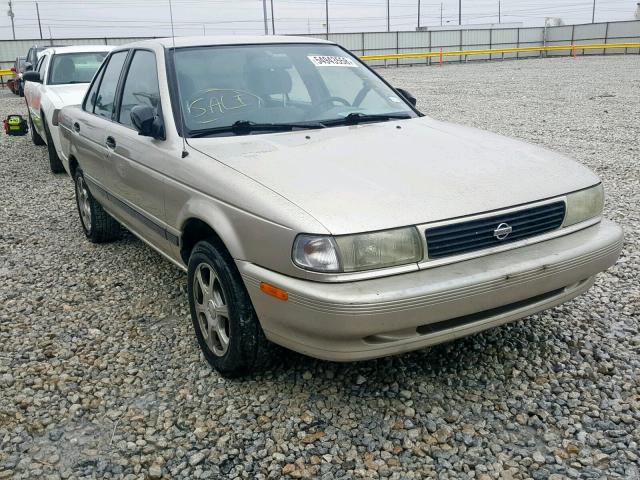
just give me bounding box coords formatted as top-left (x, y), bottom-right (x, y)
top-left (39, 45), bottom-right (115, 56)
top-left (121, 35), bottom-right (334, 50)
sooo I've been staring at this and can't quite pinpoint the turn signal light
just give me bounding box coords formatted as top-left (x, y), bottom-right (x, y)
top-left (260, 282), bottom-right (288, 301)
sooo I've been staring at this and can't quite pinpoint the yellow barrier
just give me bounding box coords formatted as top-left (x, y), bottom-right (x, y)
top-left (0, 69), bottom-right (14, 77)
top-left (360, 42), bottom-right (640, 61)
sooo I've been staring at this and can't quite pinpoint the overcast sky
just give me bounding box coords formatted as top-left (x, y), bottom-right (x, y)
top-left (2, 0), bottom-right (638, 40)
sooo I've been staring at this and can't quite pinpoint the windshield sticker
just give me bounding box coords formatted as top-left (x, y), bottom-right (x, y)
top-left (185, 88), bottom-right (262, 125)
top-left (307, 55), bottom-right (358, 67)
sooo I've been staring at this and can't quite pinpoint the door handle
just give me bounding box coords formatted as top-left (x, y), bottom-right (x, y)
top-left (73, 122), bottom-right (80, 133)
top-left (106, 136), bottom-right (116, 149)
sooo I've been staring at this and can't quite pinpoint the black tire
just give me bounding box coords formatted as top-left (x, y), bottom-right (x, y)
top-left (43, 116), bottom-right (65, 173)
top-left (187, 240), bottom-right (277, 377)
top-left (28, 111), bottom-right (45, 146)
top-left (74, 168), bottom-right (120, 243)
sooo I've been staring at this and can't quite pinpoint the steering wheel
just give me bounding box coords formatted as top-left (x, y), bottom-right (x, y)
top-left (316, 96), bottom-right (351, 111)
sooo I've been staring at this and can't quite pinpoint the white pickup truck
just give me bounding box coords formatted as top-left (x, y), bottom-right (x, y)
top-left (23, 45), bottom-right (112, 173)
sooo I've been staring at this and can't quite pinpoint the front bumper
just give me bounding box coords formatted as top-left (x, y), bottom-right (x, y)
top-left (238, 220), bottom-right (623, 361)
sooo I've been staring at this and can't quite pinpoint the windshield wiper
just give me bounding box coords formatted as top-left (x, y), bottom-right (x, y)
top-left (322, 112), bottom-right (412, 126)
top-left (190, 120), bottom-right (326, 138)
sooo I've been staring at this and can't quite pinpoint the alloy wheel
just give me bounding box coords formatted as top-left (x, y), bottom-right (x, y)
top-left (76, 175), bottom-right (92, 231)
top-left (193, 263), bottom-right (230, 356)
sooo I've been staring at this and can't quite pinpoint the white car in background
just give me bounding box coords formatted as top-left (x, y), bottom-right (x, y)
top-left (23, 45), bottom-right (113, 173)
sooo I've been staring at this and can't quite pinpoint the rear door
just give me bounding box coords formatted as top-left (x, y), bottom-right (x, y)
top-left (72, 50), bottom-right (129, 197)
top-left (100, 49), bottom-right (172, 249)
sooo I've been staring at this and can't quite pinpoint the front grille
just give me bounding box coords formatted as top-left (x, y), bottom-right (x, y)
top-left (425, 201), bottom-right (566, 259)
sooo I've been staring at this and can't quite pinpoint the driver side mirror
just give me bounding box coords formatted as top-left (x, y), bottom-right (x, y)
top-left (131, 105), bottom-right (164, 140)
top-left (23, 70), bottom-right (41, 83)
top-left (396, 88), bottom-right (417, 107)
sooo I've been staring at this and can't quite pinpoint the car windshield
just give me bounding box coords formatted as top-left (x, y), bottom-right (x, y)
top-left (48, 52), bottom-right (108, 85)
top-left (172, 43), bottom-right (417, 136)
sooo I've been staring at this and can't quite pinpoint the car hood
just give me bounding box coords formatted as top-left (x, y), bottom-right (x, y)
top-left (189, 117), bottom-right (600, 235)
top-left (48, 84), bottom-right (89, 107)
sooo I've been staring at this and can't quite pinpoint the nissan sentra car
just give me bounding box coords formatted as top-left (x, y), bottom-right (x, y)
top-left (23, 45), bottom-right (112, 173)
top-left (56, 36), bottom-right (623, 377)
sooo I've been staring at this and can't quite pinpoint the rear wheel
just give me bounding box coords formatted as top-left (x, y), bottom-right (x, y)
top-left (74, 168), bottom-right (120, 243)
top-left (28, 111), bottom-right (45, 146)
top-left (43, 115), bottom-right (65, 173)
top-left (187, 240), bottom-right (277, 377)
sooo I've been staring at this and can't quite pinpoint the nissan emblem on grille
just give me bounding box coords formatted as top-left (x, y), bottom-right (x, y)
top-left (493, 222), bottom-right (513, 240)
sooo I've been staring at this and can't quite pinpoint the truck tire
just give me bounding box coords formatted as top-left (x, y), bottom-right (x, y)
top-left (187, 239), bottom-right (278, 377)
top-left (74, 168), bottom-right (120, 243)
top-left (43, 115), bottom-right (65, 173)
top-left (28, 111), bottom-right (45, 146)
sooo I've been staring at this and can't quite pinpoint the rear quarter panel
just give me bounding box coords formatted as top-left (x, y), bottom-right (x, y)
top-left (58, 105), bottom-right (82, 174)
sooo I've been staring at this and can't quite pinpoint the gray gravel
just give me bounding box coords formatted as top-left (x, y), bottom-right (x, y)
top-left (1, 55), bottom-right (639, 479)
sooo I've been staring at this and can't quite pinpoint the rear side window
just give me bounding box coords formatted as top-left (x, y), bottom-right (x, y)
top-left (94, 51), bottom-right (128, 120)
top-left (118, 50), bottom-right (160, 127)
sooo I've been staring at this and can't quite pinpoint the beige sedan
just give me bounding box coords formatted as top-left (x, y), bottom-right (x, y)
top-left (57, 36), bottom-right (623, 377)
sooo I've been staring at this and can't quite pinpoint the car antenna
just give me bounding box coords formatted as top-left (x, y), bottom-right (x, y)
top-left (168, 0), bottom-right (189, 158)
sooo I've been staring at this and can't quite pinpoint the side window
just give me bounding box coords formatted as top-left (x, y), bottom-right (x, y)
top-left (84, 63), bottom-right (106, 113)
top-left (36, 55), bottom-right (47, 74)
top-left (94, 51), bottom-right (128, 120)
top-left (118, 50), bottom-right (160, 127)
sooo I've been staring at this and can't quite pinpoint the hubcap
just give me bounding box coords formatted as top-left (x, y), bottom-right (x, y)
top-left (76, 176), bottom-right (92, 231)
top-left (193, 263), bottom-right (230, 357)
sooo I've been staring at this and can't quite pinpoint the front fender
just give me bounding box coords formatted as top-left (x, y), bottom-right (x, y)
top-left (175, 197), bottom-right (251, 261)
top-left (169, 181), bottom-right (327, 277)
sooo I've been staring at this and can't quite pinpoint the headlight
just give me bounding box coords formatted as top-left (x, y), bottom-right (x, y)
top-left (563, 184), bottom-right (604, 227)
top-left (293, 227), bottom-right (422, 273)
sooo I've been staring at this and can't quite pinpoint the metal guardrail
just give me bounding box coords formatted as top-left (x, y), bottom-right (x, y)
top-left (360, 42), bottom-right (640, 62)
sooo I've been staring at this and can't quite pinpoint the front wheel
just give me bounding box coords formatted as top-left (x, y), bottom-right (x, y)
top-left (43, 116), bottom-right (65, 173)
top-left (28, 111), bottom-right (45, 146)
top-left (187, 240), bottom-right (277, 377)
top-left (74, 168), bottom-right (120, 243)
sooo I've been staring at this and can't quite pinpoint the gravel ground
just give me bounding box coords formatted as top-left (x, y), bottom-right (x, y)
top-left (0, 55), bottom-right (638, 480)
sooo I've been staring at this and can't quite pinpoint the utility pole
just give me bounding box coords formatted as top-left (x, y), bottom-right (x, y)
top-left (458, 0), bottom-right (462, 25)
top-left (440, 2), bottom-right (443, 26)
top-left (36, 2), bottom-right (43, 39)
top-left (262, 0), bottom-right (268, 34)
top-left (591, 0), bottom-right (596, 23)
top-left (387, 0), bottom-right (390, 32)
top-left (417, 0), bottom-right (420, 29)
top-left (325, 0), bottom-right (329, 34)
top-left (270, 0), bottom-right (275, 34)
top-left (8, 0), bottom-right (16, 40)
top-left (498, 0), bottom-right (501, 23)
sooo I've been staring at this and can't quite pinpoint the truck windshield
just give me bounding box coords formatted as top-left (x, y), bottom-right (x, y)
top-left (49, 52), bottom-right (108, 85)
top-left (172, 43), bottom-right (417, 136)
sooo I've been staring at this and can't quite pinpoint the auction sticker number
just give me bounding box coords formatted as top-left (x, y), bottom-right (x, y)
top-left (308, 55), bottom-right (358, 67)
